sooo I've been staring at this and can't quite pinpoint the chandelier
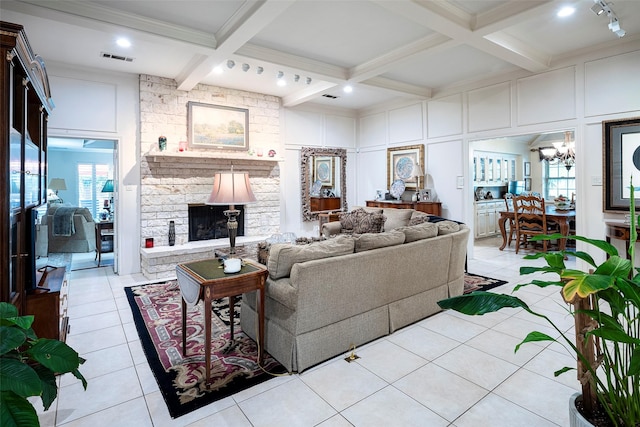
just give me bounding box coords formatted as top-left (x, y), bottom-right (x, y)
top-left (540, 131), bottom-right (575, 171)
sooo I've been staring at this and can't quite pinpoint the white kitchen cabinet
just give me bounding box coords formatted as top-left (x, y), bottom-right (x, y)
top-left (474, 200), bottom-right (502, 238)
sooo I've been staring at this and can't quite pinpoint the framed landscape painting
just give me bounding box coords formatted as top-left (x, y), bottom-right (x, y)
top-left (387, 144), bottom-right (425, 190)
top-left (188, 102), bottom-right (249, 150)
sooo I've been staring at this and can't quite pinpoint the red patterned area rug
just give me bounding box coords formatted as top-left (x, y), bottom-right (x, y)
top-left (125, 281), bottom-right (285, 418)
top-left (463, 273), bottom-right (508, 294)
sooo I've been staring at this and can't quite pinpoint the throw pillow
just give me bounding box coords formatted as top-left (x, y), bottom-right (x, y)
top-left (340, 208), bottom-right (385, 234)
top-left (354, 230), bottom-right (405, 252)
top-left (408, 212), bottom-right (431, 226)
top-left (268, 235), bottom-right (355, 279)
top-left (382, 208), bottom-right (413, 231)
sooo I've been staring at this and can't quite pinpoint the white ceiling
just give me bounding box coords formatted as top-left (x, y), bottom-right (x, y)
top-left (2, 0), bottom-right (640, 112)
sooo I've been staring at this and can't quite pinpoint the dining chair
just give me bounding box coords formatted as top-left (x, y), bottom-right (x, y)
top-left (513, 194), bottom-right (551, 254)
top-left (503, 193), bottom-right (515, 246)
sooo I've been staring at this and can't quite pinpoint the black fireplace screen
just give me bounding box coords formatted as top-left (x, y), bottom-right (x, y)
top-left (188, 204), bottom-right (244, 242)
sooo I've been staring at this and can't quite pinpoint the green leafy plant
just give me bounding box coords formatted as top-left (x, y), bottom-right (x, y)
top-left (0, 302), bottom-right (87, 427)
top-left (438, 179), bottom-right (640, 426)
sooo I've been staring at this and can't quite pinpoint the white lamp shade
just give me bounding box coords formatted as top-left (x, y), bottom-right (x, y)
top-left (49, 178), bottom-right (67, 191)
top-left (206, 171), bottom-right (257, 205)
top-left (412, 163), bottom-right (424, 178)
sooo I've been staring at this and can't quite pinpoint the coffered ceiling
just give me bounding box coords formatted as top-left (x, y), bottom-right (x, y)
top-left (2, 0), bottom-right (639, 112)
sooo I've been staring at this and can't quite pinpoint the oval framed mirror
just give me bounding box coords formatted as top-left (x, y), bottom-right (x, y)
top-left (301, 147), bottom-right (347, 221)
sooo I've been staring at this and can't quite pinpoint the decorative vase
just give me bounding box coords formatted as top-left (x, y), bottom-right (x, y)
top-left (168, 220), bottom-right (175, 246)
top-left (569, 393), bottom-right (595, 427)
top-left (158, 136), bottom-right (167, 152)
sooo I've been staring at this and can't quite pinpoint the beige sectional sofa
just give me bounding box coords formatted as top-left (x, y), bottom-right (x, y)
top-left (240, 208), bottom-right (469, 372)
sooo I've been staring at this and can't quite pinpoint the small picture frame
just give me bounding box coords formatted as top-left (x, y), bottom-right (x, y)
top-left (524, 162), bottom-right (531, 177)
top-left (420, 189), bottom-right (431, 202)
top-left (524, 178), bottom-right (532, 192)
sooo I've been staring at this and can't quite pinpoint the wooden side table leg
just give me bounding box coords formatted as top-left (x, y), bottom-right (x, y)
top-left (258, 276), bottom-right (265, 365)
top-left (229, 295), bottom-right (235, 342)
top-left (204, 292), bottom-right (212, 384)
top-left (181, 298), bottom-right (187, 356)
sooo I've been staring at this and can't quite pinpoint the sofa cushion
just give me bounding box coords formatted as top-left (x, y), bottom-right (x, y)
top-left (340, 208), bottom-right (385, 234)
top-left (397, 222), bottom-right (438, 242)
top-left (382, 208), bottom-right (413, 231)
top-left (437, 220), bottom-right (461, 235)
top-left (268, 235), bottom-right (355, 279)
top-left (354, 230), bottom-right (405, 252)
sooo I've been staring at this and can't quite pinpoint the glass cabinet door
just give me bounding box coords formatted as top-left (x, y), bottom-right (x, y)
top-left (488, 158), bottom-right (493, 182)
top-left (496, 158), bottom-right (501, 182)
top-left (479, 157), bottom-right (485, 182)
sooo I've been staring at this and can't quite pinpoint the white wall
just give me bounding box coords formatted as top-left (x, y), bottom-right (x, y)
top-left (281, 105), bottom-right (357, 237)
top-left (48, 150), bottom-right (114, 206)
top-left (355, 43), bottom-right (640, 260)
top-left (46, 62), bottom-right (139, 275)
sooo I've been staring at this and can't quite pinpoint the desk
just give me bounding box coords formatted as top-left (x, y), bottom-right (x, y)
top-left (176, 258), bottom-right (268, 384)
top-left (95, 221), bottom-right (114, 266)
top-left (498, 208), bottom-right (575, 251)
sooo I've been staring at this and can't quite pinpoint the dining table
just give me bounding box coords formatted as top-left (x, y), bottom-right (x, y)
top-left (498, 206), bottom-right (576, 251)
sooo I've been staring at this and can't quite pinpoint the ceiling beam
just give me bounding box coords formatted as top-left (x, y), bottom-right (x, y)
top-left (177, 0), bottom-right (296, 91)
top-left (282, 81), bottom-right (339, 107)
top-left (361, 77), bottom-right (432, 98)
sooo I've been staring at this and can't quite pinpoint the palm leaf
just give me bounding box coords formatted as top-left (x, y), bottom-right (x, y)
top-left (438, 292), bottom-right (529, 315)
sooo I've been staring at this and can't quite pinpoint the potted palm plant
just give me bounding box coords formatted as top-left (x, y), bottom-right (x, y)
top-left (0, 302), bottom-right (87, 427)
top-left (438, 179), bottom-right (640, 427)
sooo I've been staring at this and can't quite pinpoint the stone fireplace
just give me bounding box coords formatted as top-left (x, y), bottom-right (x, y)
top-left (137, 74), bottom-right (282, 279)
top-left (138, 154), bottom-right (280, 279)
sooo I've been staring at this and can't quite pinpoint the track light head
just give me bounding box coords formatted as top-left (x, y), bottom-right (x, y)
top-left (306, 77), bottom-right (312, 85)
top-left (242, 63), bottom-right (250, 72)
top-left (227, 60), bottom-right (235, 69)
top-left (277, 71), bottom-right (284, 79)
top-left (591, 2), bottom-right (605, 15)
top-left (294, 74), bottom-right (300, 82)
top-left (256, 66), bottom-right (264, 75)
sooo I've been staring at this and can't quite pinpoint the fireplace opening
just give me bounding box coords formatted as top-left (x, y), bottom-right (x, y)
top-left (188, 204), bottom-right (244, 242)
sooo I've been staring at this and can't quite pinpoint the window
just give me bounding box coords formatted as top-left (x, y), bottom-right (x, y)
top-left (78, 163), bottom-right (110, 218)
top-left (544, 160), bottom-right (575, 200)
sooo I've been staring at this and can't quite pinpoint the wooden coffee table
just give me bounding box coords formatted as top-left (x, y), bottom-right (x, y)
top-left (176, 258), bottom-right (268, 384)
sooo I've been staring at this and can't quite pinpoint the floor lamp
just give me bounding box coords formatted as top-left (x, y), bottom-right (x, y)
top-left (205, 167), bottom-right (257, 257)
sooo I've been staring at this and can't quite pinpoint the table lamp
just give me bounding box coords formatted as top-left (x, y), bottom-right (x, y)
top-left (412, 163), bottom-right (424, 201)
top-left (48, 178), bottom-right (67, 203)
top-left (101, 179), bottom-right (114, 219)
top-left (206, 167), bottom-right (256, 256)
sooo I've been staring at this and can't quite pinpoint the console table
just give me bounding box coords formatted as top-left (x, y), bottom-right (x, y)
top-left (26, 267), bottom-right (69, 341)
top-left (176, 258), bottom-right (267, 384)
top-left (366, 200), bottom-right (442, 216)
top-left (605, 222), bottom-right (639, 259)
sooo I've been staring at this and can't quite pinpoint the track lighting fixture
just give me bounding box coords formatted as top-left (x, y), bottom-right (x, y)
top-left (227, 60), bottom-right (235, 69)
top-left (277, 71), bottom-right (284, 79)
top-left (306, 77), bottom-right (312, 85)
top-left (590, 0), bottom-right (626, 38)
top-left (242, 63), bottom-right (250, 72)
top-left (294, 74), bottom-right (300, 83)
top-left (256, 66), bottom-right (264, 75)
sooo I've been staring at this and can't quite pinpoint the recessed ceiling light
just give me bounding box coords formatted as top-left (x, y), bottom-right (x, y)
top-left (343, 85), bottom-right (353, 93)
top-left (212, 66), bottom-right (223, 74)
top-left (116, 37), bottom-right (131, 48)
top-left (557, 6), bottom-right (575, 17)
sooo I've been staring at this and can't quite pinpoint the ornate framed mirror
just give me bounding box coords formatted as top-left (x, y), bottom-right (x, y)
top-left (301, 147), bottom-right (347, 221)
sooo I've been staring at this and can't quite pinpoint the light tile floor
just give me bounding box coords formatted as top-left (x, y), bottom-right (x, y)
top-left (37, 237), bottom-right (579, 426)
